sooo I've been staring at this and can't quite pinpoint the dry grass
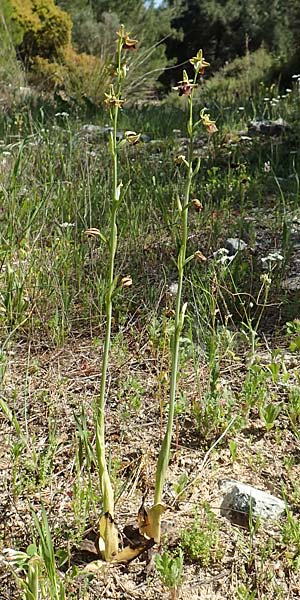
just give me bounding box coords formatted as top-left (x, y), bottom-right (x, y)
top-left (1, 333), bottom-right (300, 599)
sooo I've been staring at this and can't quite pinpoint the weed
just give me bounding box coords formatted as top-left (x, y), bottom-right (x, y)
top-left (259, 400), bottom-right (282, 430)
top-left (236, 585), bottom-right (257, 600)
top-left (242, 364), bottom-right (269, 411)
top-left (3, 508), bottom-right (66, 600)
top-left (193, 377), bottom-right (236, 441)
top-left (155, 548), bottom-right (184, 598)
top-left (286, 387), bottom-right (300, 436)
top-left (180, 504), bottom-right (224, 566)
top-left (172, 472), bottom-right (189, 503)
top-left (228, 439), bottom-right (238, 463)
top-left (282, 509), bottom-right (300, 569)
top-left (286, 319), bottom-right (300, 352)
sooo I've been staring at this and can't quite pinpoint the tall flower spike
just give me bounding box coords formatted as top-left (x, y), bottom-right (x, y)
top-left (190, 49), bottom-right (210, 74)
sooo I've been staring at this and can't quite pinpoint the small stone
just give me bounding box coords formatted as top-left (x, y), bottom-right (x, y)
top-left (225, 238), bottom-right (247, 255)
top-left (248, 118), bottom-right (289, 136)
top-left (79, 125), bottom-right (151, 143)
top-left (282, 276), bottom-right (300, 291)
top-left (80, 124), bottom-right (107, 135)
top-left (219, 479), bottom-right (286, 526)
top-left (140, 133), bottom-right (151, 143)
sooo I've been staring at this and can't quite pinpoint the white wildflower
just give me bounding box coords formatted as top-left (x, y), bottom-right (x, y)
top-left (59, 222), bottom-right (75, 228)
top-left (261, 252), bottom-right (284, 265)
top-left (168, 282), bottom-right (178, 297)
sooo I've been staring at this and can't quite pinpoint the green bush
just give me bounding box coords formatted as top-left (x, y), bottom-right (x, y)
top-left (9, 0), bottom-right (72, 61)
top-left (31, 49), bottom-right (109, 104)
top-left (3, 0), bottom-right (109, 105)
top-left (203, 47), bottom-right (275, 100)
top-left (63, 47), bottom-right (109, 103)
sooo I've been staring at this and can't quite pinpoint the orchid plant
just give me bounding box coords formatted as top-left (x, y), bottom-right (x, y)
top-left (90, 25), bottom-right (139, 562)
top-left (146, 50), bottom-right (217, 543)
top-left (90, 35), bottom-right (216, 561)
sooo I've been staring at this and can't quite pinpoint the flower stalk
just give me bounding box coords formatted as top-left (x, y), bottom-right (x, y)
top-left (95, 25), bottom-right (133, 561)
top-left (153, 52), bottom-right (215, 535)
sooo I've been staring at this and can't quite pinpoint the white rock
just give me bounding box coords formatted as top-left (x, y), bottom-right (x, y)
top-left (219, 479), bottom-right (286, 525)
top-left (225, 238), bottom-right (247, 255)
top-left (282, 276), bottom-right (300, 291)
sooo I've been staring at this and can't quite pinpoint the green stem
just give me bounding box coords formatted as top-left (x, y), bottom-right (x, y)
top-left (154, 93), bottom-right (194, 506)
top-left (96, 41), bottom-right (122, 518)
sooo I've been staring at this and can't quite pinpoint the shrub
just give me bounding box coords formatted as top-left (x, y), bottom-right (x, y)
top-left (9, 0), bottom-right (72, 62)
top-left (62, 47), bottom-right (109, 104)
top-left (203, 47), bottom-right (275, 100)
top-left (30, 56), bottom-right (66, 91)
top-left (4, 0), bottom-right (109, 105)
top-left (30, 49), bottom-right (109, 104)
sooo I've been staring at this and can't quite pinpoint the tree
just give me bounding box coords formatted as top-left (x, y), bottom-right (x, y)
top-left (162, 0), bottom-right (292, 87)
top-left (56, 0), bottom-right (177, 96)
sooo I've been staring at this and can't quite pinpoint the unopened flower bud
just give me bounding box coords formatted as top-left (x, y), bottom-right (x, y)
top-left (194, 250), bottom-right (207, 262)
top-left (120, 64), bottom-right (129, 78)
top-left (192, 199), bottom-right (203, 212)
top-left (175, 154), bottom-right (188, 166)
top-left (84, 228), bottom-right (101, 238)
top-left (121, 275), bottom-right (132, 288)
top-left (125, 131), bottom-right (141, 145)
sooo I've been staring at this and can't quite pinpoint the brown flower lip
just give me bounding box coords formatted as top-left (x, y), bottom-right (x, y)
top-left (122, 39), bottom-right (137, 51)
top-left (194, 250), bottom-right (207, 262)
top-left (116, 27), bottom-right (138, 51)
top-left (104, 94), bottom-right (125, 109)
top-left (121, 275), bottom-right (132, 288)
top-left (207, 123), bottom-right (218, 134)
top-left (173, 81), bottom-right (197, 97)
top-left (125, 131), bottom-right (141, 145)
top-left (192, 199), bottom-right (203, 212)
